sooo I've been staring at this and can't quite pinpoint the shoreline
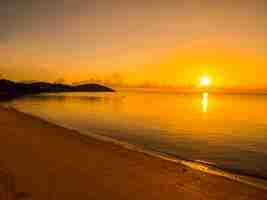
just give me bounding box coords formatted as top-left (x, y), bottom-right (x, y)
top-left (7, 106), bottom-right (267, 191)
top-left (0, 106), bottom-right (267, 199)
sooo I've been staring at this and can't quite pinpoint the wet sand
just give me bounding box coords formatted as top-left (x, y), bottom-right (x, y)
top-left (0, 107), bottom-right (266, 199)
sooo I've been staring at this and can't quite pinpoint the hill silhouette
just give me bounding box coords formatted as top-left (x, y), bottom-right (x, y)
top-left (0, 79), bottom-right (114, 101)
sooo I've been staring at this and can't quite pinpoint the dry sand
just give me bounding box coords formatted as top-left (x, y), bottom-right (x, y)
top-left (0, 106), bottom-right (266, 200)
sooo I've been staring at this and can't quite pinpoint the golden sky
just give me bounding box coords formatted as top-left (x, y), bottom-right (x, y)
top-left (0, 0), bottom-right (266, 88)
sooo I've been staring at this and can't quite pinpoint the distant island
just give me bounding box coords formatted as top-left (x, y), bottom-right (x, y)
top-left (0, 79), bottom-right (115, 101)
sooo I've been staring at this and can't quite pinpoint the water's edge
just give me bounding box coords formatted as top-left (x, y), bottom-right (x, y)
top-left (6, 106), bottom-right (267, 191)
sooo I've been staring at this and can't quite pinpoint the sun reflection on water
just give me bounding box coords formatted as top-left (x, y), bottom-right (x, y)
top-left (202, 92), bottom-right (209, 113)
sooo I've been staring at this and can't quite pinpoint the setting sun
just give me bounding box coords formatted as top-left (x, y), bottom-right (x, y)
top-left (200, 76), bottom-right (211, 87)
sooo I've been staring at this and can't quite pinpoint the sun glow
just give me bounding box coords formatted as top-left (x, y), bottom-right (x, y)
top-left (200, 76), bottom-right (211, 87)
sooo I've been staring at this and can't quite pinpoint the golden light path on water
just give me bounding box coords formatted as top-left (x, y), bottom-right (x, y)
top-left (202, 92), bottom-right (209, 113)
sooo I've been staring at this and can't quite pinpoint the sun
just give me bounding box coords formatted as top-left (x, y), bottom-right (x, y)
top-left (200, 76), bottom-right (211, 87)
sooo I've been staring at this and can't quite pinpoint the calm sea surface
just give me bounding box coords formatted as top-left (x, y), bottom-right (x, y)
top-left (8, 91), bottom-right (267, 178)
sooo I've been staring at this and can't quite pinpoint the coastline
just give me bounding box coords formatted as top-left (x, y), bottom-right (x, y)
top-left (8, 106), bottom-right (267, 190)
top-left (0, 106), bottom-right (267, 199)
top-left (22, 112), bottom-right (267, 191)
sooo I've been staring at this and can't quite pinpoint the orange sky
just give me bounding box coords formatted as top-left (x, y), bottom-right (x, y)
top-left (0, 0), bottom-right (266, 88)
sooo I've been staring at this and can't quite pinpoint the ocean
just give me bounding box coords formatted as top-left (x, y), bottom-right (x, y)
top-left (7, 91), bottom-right (267, 179)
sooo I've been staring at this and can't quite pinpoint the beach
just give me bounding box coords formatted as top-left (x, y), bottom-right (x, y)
top-left (0, 107), bottom-right (266, 199)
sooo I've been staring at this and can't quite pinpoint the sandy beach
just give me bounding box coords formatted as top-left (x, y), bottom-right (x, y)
top-left (0, 106), bottom-right (266, 199)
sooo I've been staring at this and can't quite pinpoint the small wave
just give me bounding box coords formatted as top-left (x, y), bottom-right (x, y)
top-left (7, 106), bottom-right (267, 191)
top-left (32, 119), bottom-right (267, 191)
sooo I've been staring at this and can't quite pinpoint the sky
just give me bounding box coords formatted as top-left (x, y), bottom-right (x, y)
top-left (0, 0), bottom-right (266, 88)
